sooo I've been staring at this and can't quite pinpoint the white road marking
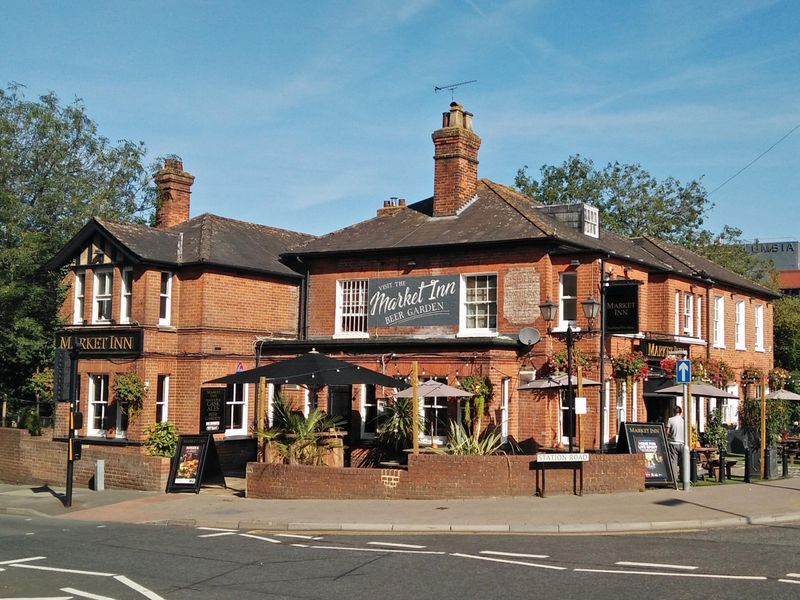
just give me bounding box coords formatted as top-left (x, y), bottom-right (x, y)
top-left (786, 573), bottom-right (800, 578)
top-left (0, 596), bottom-right (72, 599)
top-left (275, 534), bottom-right (322, 540)
top-left (480, 550), bottom-right (549, 559)
top-left (239, 534), bottom-right (281, 544)
top-left (452, 553), bottom-right (565, 571)
top-left (0, 556), bottom-right (46, 565)
top-left (96, 525), bottom-right (106, 528)
top-left (291, 544), bottom-right (309, 548)
top-left (367, 542), bottom-right (427, 549)
top-left (62, 587), bottom-right (116, 599)
top-left (309, 545), bottom-right (445, 555)
top-left (115, 575), bottom-right (166, 600)
top-left (197, 532), bottom-right (236, 538)
top-left (196, 527), bottom-right (238, 532)
top-left (25, 532), bottom-right (35, 535)
top-left (779, 579), bottom-right (800, 585)
top-left (574, 568), bottom-right (766, 580)
top-left (616, 561), bottom-right (697, 571)
top-left (12, 564), bottom-right (116, 577)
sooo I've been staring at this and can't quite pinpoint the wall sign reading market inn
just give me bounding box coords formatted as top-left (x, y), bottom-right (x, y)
top-left (367, 275), bottom-right (459, 327)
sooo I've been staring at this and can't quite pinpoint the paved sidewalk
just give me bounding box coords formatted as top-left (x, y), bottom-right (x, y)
top-left (2, 476), bottom-right (799, 534)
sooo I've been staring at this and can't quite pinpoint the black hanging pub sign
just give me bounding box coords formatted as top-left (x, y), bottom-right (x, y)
top-left (604, 280), bottom-right (641, 334)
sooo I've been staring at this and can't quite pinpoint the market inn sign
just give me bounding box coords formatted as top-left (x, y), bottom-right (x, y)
top-left (56, 328), bottom-right (144, 356)
top-left (603, 280), bottom-right (641, 334)
top-left (368, 275), bottom-right (460, 327)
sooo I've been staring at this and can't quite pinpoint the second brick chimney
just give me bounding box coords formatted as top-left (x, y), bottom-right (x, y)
top-left (432, 102), bottom-right (481, 217)
top-left (154, 158), bottom-right (195, 229)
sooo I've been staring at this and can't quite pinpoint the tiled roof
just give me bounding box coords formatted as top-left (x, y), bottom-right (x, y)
top-left (47, 214), bottom-right (314, 279)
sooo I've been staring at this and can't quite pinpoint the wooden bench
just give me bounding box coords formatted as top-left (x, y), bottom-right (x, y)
top-left (707, 459), bottom-right (737, 480)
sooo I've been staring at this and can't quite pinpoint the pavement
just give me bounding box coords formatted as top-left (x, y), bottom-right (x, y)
top-left (1, 473), bottom-right (800, 534)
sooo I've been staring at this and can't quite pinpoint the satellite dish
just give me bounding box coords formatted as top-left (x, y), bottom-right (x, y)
top-left (518, 327), bottom-right (541, 346)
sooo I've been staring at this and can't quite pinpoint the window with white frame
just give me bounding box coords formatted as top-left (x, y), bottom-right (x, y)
top-left (683, 293), bottom-right (693, 336)
top-left (335, 279), bottom-right (368, 337)
top-left (713, 295), bottom-right (725, 348)
top-left (225, 383), bottom-right (248, 436)
top-left (501, 378), bottom-right (510, 442)
top-left (735, 300), bottom-right (746, 350)
top-left (87, 374), bottom-right (109, 436)
top-left (616, 379), bottom-right (627, 425)
top-left (156, 375), bottom-right (169, 423)
top-left (120, 268), bottom-right (133, 324)
top-left (422, 377), bottom-right (448, 444)
top-left (73, 271), bottom-right (86, 324)
top-left (755, 304), bottom-right (764, 351)
top-left (583, 205), bottom-right (599, 238)
top-left (674, 291), bottom-right (680, 335)
top-left (361, 384), bottom-right (384, 438)
top-left (696, 296), bottom-right (703, 340)
top-left (159, 271), bottom-right (172, 326)
top-left (462, 274), bottom-right (497, 333)
top-left (560, 272), bottom-right (578, 328)
top-left (93, 269), bottom-right (113, 323)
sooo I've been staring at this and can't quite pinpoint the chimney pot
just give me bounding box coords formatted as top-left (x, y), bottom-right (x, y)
top-left (154, 157), bottom-right (194, 229)
top-left (432, 103), bottom-right (480, 217)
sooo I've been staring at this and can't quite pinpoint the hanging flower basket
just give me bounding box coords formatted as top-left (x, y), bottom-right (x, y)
top-left (611, 351), bottom-right (648, 382)
top-left (544, 348), bottom-right (592, 375)
top-left (659, 356), bottom-right (677, 379)
top-left (741, 365), bottom-right (763, 384)
top-left (769, 367), bottom-right (790, 391)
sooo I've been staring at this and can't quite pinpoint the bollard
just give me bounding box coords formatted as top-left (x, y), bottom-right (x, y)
top-left (764, 448), bottom-right (771, 480)
top-left (95, 459), bottom-right (105, 492)
top-left (783, 444), bottom-right (789, 478)
top-left (690, 450), bottom-right (698, 483)
top-left (744, 448), bottom-right (751, 484)
top-left (718, 449), bottom-right (726, 483)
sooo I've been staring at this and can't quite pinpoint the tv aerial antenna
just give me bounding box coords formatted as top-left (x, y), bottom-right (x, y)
top-left (434, 79), bottom-right (477, 101)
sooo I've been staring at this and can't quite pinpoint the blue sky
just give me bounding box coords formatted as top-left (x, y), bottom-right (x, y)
top-left (2, 1), bottom-right (798, 240)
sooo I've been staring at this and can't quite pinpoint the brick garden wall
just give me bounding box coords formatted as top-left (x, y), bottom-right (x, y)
top-left (246, 452), bottom-right (644, 499)
top-left (0, 428), bottom-right (170, 491)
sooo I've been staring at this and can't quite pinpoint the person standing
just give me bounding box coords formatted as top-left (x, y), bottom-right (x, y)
top-left (667, 406), bottom-right (685, 478)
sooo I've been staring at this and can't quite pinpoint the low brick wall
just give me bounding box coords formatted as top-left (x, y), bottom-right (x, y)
top-left (247, 453), bottom-right (645, 499)
top-left (0, 428), bottom-right (170, 491)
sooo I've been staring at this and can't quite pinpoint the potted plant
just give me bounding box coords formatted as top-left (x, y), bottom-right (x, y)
top-left (111, 372), bottom-right (147, 433)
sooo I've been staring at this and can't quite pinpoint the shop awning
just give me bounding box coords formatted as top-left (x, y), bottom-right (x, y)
top-left (518, 373), bottom-right (600, 390)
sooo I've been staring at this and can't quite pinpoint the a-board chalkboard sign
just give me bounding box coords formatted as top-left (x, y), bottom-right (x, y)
top-left (166, 434), bottom-right (226, 493)
top-left (616, 422), bottom-right (676, 488)
top-left (200, 387), bottom-right (226, 434)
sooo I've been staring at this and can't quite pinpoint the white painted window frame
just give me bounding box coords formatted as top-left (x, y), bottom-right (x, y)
top-left (754, 304), bottom-right (764, 352)
top-left (73, 271), bottom-right (86, 325)
top-left (616, 379), bottom-right (627, 426)
top-left (696, 296), bottom-right (703, 341)
top-left (87, 374), bottom-right (109, 437)
top-left (159, 271), bottom-right (172, 326)
top-left (674, 291), bottom-right (680, 335)
top-left (225, 383), bottom-right (248, 437)
top-left (559, 271), bottom-right (578, 330)
top-left (459, 273), bottom-right (498, 337)
top-left (713, 295), bottom-right (725, 348)
top-left (92, 268), bottom-right (113, 324)
top-left (583, 205), bottom-right (599, 238)
top-left (120, 267), bottom-right (133, 324)
top-left (683, 293), bottom-right (693, 337)
top-left (334, 279), bottom-right (369, 338)
top-left (735, 300), bottom-right (746, 350)
top-left (156, 375), bottom-right (169, 423)
top-left (501, 378), bottom-right (510, 443)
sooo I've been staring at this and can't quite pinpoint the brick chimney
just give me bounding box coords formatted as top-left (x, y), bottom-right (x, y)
top-left (154, 158), bottom-right (195, 229)
top-left (432, 102), bottom-right (481, 217)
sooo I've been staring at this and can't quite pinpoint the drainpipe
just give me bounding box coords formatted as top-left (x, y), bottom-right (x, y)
top-left (599, 258), bottom-right (607, 453)
top-left (299, 258), bottom-right (309, 341)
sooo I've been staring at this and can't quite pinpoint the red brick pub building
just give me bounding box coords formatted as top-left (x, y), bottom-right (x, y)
top-left (13, 103), bottom-right (778, 493)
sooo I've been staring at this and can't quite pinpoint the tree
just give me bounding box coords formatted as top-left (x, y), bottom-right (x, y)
top-left (774, 296), bottom-right (800, 372)
top-left (515, 155), bottom-right (777, 287)
top-left (0, 83), bottom-right (157, 407)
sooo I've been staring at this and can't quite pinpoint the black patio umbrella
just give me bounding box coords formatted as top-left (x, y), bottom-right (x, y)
top-left (205, 351), bottom-right (410, 389)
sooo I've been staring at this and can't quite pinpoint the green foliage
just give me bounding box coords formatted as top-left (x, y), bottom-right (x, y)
top-left (704, 409), bottom-right (729, 452)
top-left (445, 420), bottom-right (506, 455)
top-left (376, 397), bottom-right (414, 452)
top-left (740, 397), bottom-right (790, 446)
top-left (0, 82), bottom-right (158, 406)
top-left (256, 398), bottom-right (344, 466)
top-left (460, 375), bottom-right (492, 440)
top-left (545, 348), bottom-right (592, 374)
top-left (111, 372), bottom-right (146, 422)
top-left (775, 297), bottom-right (800, 372)
top-left (611, 351), bottom-right (648, 381)
top-left (143, 421), bottom-right (179, 457)
top-left (514, 156), bottom-right (777, 287)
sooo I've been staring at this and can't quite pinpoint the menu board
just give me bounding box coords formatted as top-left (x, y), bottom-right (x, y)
top-left (166, 435), bottom-right (225, 493)
top-left (200, 388), bottom-right (225, 433)
top-left (616, 422), bottom-right (675, 488)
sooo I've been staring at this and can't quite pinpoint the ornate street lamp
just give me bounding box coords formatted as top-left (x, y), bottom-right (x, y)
top-left (539, 295), bottom-right (601, 451)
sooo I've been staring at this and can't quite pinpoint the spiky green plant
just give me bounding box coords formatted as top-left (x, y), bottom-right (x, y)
top-left (445, 420), bottom-right (506, 455)
top-left (376, 397), bottom-right (414, 452)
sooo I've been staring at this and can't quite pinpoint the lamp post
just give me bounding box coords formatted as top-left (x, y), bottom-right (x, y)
top-left (539, 295), bottom-right (601, 452)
